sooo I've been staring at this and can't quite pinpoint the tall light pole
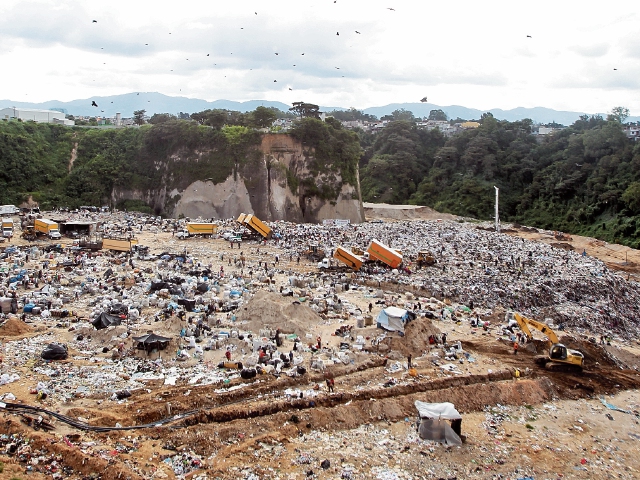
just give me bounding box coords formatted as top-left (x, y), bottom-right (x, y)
top-left (494, 186), bottom-right (500, 233)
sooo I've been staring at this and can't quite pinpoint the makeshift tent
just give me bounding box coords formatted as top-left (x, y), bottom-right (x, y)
top-left (415, 401), bottom-right (462, 445)
top-left (376, 307), bottom-right (410, 334)
top-left (133, 333), bottom-right (171, 354)
top-left (41, 343), bottom-right (68, 360)
top-left (92, 313), bottom-right (123, 330)
top-left (178, 298), bottom-right (196, 311)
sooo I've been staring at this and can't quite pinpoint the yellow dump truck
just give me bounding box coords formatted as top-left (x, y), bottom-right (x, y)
top-left (34, 219), bottom-right (62, 240)
top-left (186, 222), bottom-right (217, 236)
top-left (103, 237), bottom-right (139, 252)
top-left (333, 246), bottom-right (364, 271)
top-left (238, 213), bottom-right (272, 239)
top-left (367, 239), bottom-right (403, 269)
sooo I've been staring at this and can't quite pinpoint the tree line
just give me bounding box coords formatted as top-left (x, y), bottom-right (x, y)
top-left (358, 107), bottom-right (640, 247)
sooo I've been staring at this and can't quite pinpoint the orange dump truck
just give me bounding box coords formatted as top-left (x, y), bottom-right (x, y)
top-left (333, 246), bottom-right (364, 271)
top-left (238, 213), bottom-right (272, 239)
top-left (367, 239), bottom-right (403, 269)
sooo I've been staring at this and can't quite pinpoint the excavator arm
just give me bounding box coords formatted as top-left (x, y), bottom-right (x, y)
top-left (512, 312), bottom-right (560, 345)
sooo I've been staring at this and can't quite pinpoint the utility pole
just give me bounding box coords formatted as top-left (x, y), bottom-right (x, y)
top-left (494, 186), bottom-right (500, 233)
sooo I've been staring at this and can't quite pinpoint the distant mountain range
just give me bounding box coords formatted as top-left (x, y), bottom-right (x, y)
top-left (1, 92), bottom-right (638, 125)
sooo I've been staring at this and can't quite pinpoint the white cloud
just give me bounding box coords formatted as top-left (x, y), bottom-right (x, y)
top-left (0, 0), bottom-right (637, 115)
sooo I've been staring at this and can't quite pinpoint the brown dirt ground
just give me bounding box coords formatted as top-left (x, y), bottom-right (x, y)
top-left (2, 215), bottom-right (640, 479)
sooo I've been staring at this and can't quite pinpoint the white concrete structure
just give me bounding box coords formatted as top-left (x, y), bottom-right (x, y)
top-left (0, 107), bottom-right (74, 125)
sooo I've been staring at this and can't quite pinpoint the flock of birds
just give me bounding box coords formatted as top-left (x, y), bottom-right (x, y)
top-left (87, 5), bottom-right (405, 110)
top-left (86, 5), bottom-right (619, 112)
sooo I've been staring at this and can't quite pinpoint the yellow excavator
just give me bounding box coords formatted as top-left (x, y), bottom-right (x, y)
top-left (507, 311), bottom-right (584, 372)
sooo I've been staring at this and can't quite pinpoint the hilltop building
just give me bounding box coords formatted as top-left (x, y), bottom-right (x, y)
top-left (0, 107), bottom-right (75, 126)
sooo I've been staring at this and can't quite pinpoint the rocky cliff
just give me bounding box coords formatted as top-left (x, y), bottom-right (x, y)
top-left (111, 132), bottom-right (364, 223)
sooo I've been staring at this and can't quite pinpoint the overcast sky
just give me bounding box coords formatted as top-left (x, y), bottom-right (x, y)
top-left (1, 0), bottom-right (638, 115)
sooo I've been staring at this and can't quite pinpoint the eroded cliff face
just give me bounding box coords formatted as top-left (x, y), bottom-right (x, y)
top-left (111, 134), bottom-right (364, 223)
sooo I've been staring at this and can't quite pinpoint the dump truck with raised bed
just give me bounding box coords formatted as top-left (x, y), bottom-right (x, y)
top-left (367, 239), bottom-right (403, 269)
top-left (238, 213), bottom-right (272, 239)
top-left (332, 246), bottom-right (364, 271)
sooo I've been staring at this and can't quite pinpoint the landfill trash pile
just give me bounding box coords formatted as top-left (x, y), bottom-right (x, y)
top-left (0, 209), bottom-right (639, 479)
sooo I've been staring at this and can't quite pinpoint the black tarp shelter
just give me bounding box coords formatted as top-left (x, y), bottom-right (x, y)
top-left (92, 312), bottom-right (123, 330)
top-left (133, 333), bottom-right (171, 354)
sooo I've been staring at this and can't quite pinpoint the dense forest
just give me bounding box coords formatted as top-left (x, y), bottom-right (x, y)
top-left (0, 110), bottom-right (360, 215)
top-left (357, 110), bottom-right (640, 247)
top-left (1, 106), bottom-right (639, 246)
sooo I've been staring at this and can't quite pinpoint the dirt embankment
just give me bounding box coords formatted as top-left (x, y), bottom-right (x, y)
top-left (363, 202), bottom-right (458, 221)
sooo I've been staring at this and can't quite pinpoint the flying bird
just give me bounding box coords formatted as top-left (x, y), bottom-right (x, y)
top-left (335, 67), bottom-right (340, 69)
top-left (207, 53), bottom-right (209, 56)
top-left (289, 88), bottom-right (293, 91)
top-left (101, 110), bottom-right (104, 112)
top-left (613, 68), bottom-right (618, 70)
top-left (301, 53), bottom-right (305, 55)
top-left (274, 80), bottom-right (277, 82)
top-left (420, 97), bottom-right (428, 102)
top-left (355, 31), bottom-right (361, 34)
top-left (275, 53), bottom-right (279, 55)
top-left (526, 35), bottom-right (532, 38)
top-left (575, 163), bottom-right (583, 167)
top-left (336, 32), bottom-right (339, 35)
top-left (387, 7), bottom-right (395, 11)
top-left (92, 20), bottom-right (97, 23)
top-left (255, 12), bottom-right (257, 14)
top-left (137, 93), bottom-right (139, 95)
top-left (91, 101), bottom-right (98, 107)
top-left (145, 43), bottom-right (148, 45)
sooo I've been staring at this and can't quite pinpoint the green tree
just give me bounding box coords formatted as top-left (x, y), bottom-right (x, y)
top-left (381, 109), bottom-right (415, 123)
top-left (133, 110), bottom-right (146, 126)
top-left (149, 113), bottom-right (176, 124)
top-left (290, 102), bottom-right (321, 119)
top-left (191, 109), bottom-right (227, 129)
top-left (428, 109), bottom-right (448, 121)
top-left (608, 106), bottom-right (630, 124)
top-left (622, 182), bottom-right (640, 213)
top-left (328, 108), bottom-right (377, 122)
top-left (249, 106), bottom-right (277, 128)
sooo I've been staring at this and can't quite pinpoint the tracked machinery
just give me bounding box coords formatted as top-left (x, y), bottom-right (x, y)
top-left (507, 311), bottom-right (584, 372)
top-left (416, 250), bottom-right (436, 268)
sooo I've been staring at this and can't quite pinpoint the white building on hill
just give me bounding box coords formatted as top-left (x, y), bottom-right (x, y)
top-left (0, 107), bottom-right (75, 126)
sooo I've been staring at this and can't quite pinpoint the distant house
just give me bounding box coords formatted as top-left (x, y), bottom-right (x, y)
top-left (0, 107), bottom-right (75, 126)
top-left (537, 126), bottom-right (557, 135)
top-left (624, 125), bottom-right (640, 141)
